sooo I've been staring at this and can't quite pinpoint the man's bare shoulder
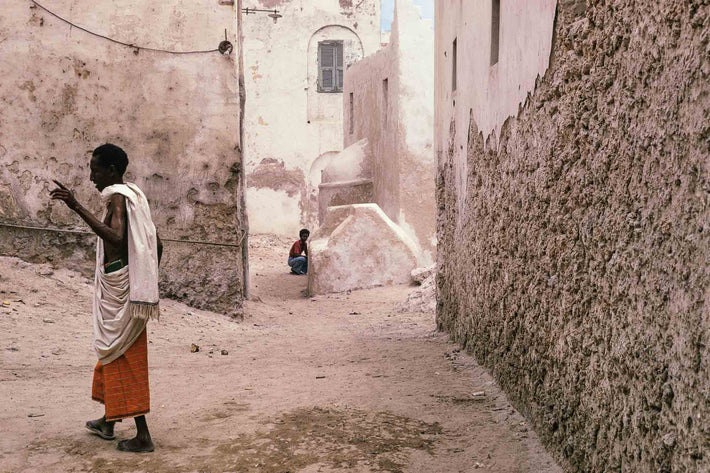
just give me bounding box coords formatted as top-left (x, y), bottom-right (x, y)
top-left (105, 194), bottom-right (127, 222)
top-left (108, 194), bottom-right (126, 208)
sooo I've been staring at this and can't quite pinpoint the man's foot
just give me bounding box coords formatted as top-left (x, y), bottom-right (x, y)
top-left (85, 417), bottom-right (115, 440)
top-left (117, 436), bottom-right (154, 453)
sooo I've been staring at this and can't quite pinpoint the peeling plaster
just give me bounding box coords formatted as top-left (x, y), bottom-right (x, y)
top-left (0, 0), bottom-right (246, 316)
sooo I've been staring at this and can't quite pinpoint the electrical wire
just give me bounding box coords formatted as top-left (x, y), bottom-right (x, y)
top-left (0, 222), bottom-right (244, 249)
top-left (30, 0), bottom-right (223, 55)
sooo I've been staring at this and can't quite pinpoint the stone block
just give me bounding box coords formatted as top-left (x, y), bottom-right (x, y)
top-left (308, 204), bottom-right (418, 295)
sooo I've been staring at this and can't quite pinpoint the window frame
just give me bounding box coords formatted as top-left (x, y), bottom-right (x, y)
top-left (317, 40), bottom-right (344, 93)
top-left (382, 78), bottom-right (389, 126)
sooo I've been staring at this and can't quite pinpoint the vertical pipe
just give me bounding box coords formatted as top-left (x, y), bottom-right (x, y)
top-left (237, 0), bottom-right (250, 300)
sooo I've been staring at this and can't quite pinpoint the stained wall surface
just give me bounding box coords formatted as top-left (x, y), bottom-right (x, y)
top-left (242, 0), bottom-right (381, 235)
top-left (0, 0), bottom-right (246, 316)
top-left (343, 0), bottom-right (435, 264)
top-left (436, 1), bottom-right (709, 472)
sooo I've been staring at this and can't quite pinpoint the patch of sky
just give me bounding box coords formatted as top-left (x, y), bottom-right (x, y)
top-left (381, 0), bottom-right (434, 32)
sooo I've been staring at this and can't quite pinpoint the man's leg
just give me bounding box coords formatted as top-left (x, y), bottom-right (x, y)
top-left (96, 331), bottom-right (152, 452)
top-left (294, 256), bottom-right (307, 275)
top-left (117, 415), bottom-right (154, 452)
top-left (87, 361), bottom-right (116, 439)
top-left (289, 256), bottom-right (306, 274)
top-left (288, 257), bottom-right (299, 274)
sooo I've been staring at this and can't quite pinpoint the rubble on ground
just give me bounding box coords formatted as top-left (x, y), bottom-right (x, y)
top-left (397, 267), bottom-right (436, 314)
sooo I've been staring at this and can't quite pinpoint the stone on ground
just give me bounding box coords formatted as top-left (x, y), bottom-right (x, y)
top-left (411, 265), bottom-right (435, 285)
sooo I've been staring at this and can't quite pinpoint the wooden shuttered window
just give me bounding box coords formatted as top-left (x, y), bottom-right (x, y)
top-left (318, 41), bottom-right (343, 93)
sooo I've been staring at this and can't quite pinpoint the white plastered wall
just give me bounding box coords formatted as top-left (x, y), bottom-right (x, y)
top-left (434, 0), bottom-right (557, 218)
top-left (342, 0), bottom-right (435, 265)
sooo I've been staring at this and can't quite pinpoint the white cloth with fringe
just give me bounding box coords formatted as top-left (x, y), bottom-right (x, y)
top-left (93, 183), bottom-right (159, 364)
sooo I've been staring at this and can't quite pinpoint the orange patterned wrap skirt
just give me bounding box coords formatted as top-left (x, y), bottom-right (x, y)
top-left (91, 329), bottom-right (150, 421)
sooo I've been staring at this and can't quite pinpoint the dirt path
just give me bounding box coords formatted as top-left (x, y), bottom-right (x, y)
top-left (0, 234), bottom-right (561, 473)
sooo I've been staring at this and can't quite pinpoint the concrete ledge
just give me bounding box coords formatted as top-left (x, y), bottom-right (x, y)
top-left (317, 179), bottom-right (374, 224)
top-left (318, 178), bottom-right (373, 189)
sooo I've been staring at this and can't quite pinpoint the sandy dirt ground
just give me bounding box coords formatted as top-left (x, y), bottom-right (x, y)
top-left (0, 234), bottom-right (562, 473)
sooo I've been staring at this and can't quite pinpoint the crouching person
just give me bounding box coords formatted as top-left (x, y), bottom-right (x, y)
top-left (288, 228), bottom-right (309, 275)
top-left (51, 144), bottom-right (162, 452)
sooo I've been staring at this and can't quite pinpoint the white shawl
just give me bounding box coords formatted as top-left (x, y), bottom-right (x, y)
top-left (93, 183), bottom-right (159, 364)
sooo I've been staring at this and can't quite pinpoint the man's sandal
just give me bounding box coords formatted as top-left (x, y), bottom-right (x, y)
top-left (85, 420), bottom-right (115, 440)
top-left (117, 439), bottom-right (154, 453)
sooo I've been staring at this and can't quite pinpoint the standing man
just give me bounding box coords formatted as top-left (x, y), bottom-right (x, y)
top-left (288, 228), bottom-right (309, 275)
top-left (51, 144), bottom-right (162, 453)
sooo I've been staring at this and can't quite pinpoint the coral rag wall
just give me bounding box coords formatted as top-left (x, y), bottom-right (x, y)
top-left (0, 0), bottom-right (246, 316)
top-left (436, 0), bottom-right (709, 472)
top-left (242, 0), bottom-right (381, 236)
top-left (343, 0), bottom-right (435, 264)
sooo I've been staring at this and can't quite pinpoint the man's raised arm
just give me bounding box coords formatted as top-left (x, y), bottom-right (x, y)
top-left (50, 181), bottom-right (126, 247)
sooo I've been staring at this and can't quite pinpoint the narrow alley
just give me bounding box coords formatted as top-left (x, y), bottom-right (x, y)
top-left (0, 234), bottom-right (561, 473)
top-left (1, 1), bottom-right (707, 471)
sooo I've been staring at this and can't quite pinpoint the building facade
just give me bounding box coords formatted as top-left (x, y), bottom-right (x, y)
top-left (242, 0), bottom-right (381, 235)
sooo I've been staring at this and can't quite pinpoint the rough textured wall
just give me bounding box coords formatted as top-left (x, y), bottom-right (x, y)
top-left (0, 0), bottom-right (246, 317)
top-left (243, 0), bottom-right (381, 235)
top-left (343, 0), bottom-right (435, 264)
top-left (436, 1), bottom-right (709, 472)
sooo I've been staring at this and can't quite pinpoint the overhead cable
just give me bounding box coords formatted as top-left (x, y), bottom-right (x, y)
top-left (30, 0), bottom-right (227, 55)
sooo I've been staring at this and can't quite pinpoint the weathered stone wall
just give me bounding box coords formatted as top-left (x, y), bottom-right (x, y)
top-left (436, 1), bottom-right (708, 472)
top-left (394, 0), bottom-right (436, 265)
top-left (0, 0), bottom-right (246, 316)
top-left (242, 0), bottom-right (381, 235)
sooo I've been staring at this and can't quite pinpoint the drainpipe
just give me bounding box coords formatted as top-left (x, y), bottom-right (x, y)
top-left (237, 0), bottom-right (250, 301)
